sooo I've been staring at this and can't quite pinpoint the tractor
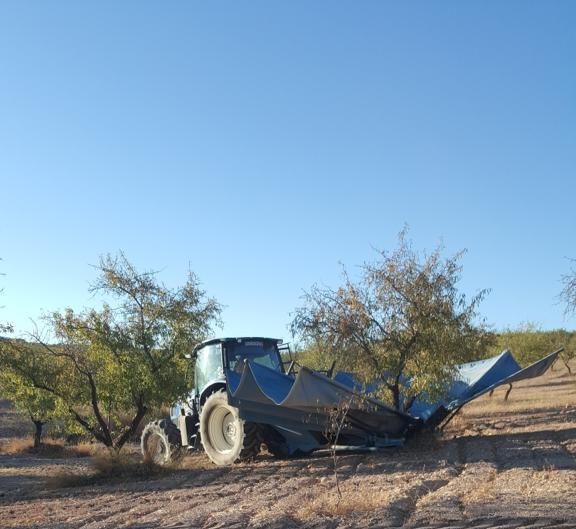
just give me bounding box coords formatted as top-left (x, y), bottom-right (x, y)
top-left (141, 337), bottom-right (294, 466)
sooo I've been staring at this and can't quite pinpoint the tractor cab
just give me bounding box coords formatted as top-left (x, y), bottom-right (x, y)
top-left (193, 337), bottom-right (286, 401)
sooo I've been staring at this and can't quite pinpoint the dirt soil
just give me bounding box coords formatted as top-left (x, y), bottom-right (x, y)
top-left (1, 367), bottom-right (575, 529)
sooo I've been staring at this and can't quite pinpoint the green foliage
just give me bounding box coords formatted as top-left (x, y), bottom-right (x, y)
top-left (292, 229), bottom-right (493, 411)
top-left (0, 338), bottom-right (62, 446)
top-left (564, 333), bottom-right (576, 374)
top-left (0, 367), bottom-right (56, 423)
top-left (1, 258), bottom-right (58, 446)
top-left (490, 323), bottom-right (575, 373)
top-left (295, 340), bottom-right (335, 372)
top-left (0, 253), bottom-right (221, 449)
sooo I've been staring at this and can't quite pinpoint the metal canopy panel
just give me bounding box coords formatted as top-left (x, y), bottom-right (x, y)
top-left (225, 348), bottom-right (562, 453)
top-left (413, 348), bottom-right (563, 426)
top-left (227, 362), bottom-right (418, 453)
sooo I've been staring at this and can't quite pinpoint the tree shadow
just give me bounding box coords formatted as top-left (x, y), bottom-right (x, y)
top-left (517, 377), bottom-right (576, 390)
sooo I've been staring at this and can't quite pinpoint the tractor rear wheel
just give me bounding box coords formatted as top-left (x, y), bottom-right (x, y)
top-left (200, 390), bottom-right (262, 465)
top-left (262, 425), bottom-right (290, 459)
top-left (141, 419), bottom-right (183, 465)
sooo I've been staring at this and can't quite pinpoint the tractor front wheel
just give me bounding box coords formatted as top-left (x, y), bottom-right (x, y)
top-left (200, 390), bottom-right (262, 465)
top-left (141, 419), bottom-right (183, 465)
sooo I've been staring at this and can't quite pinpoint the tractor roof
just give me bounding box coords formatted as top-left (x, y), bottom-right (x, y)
top-left (192, 337), bottom-right (282, 354)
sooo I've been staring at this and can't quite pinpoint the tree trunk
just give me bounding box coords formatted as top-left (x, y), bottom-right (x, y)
top-left (69, 408), bottom-right (114, 447)
top-left (392, 385), bottom-right (401, 412)
top-left (563, 360), bottom-right (573, 376)
top-left (32, 419), bottom-right (45, 448)
top-left (504, 383), bottom-right (513, 401)
top-left (114, 401), bottom-right (148, 450)
top-left (404, 394), bottom-right (417, 413)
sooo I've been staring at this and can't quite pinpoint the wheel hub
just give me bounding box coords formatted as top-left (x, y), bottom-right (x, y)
top-left (208, 405), bottom-right (239, 453)
top-left (223, 414), bottom-right (237, 443)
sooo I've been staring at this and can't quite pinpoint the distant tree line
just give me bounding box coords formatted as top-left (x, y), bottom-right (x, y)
top-left (488, 324), bottom-right (575, 374)
top-left (296, 327), bottom-right (574, 375)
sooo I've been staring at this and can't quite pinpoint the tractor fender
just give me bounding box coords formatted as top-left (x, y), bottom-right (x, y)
top-left (199, 380), bottom-right (227, 406)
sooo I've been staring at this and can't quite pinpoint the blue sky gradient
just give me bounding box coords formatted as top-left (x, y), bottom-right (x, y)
top-left (1, 2), bottom-right (575, 341)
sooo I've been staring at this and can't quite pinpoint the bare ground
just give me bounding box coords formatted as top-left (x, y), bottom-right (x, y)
top-left (1, 366), bottom-right (575, 529)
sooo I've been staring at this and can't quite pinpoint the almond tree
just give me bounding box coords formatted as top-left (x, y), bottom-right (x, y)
top-left (561, 259), bottom-right (576, 316)
top-left (559, 260), bottom-right (576, 373)
top-left (1, 263), bottom-right (58, 447)
top-left (0, 253), bottom-right (221, 450)
top-left (292, 230), bottom-right (493, 412)
top-left (0, 344), bottom-right (59, 447)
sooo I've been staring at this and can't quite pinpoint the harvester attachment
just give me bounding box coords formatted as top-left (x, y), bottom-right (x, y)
top-left (225, 349), bottom-right (562, 456)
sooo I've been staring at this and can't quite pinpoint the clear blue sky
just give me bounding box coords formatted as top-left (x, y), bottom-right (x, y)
top-left (1, 2), bottom-right (575, 343)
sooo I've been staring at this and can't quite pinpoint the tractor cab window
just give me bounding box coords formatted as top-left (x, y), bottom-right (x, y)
top-left (195, 343), bottom-right (223, 391)
top-left (226, 340), bottom-right (282, 373)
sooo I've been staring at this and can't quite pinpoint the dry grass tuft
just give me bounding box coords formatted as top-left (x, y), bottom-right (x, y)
top-left (178, 452), bottom-right (211, 470)
top-left (67, 442), bottom-right (95, 457)
top-left (93, 449), bottom-right (177, 477)
top-left (47, 449), bottom-right (179, 489)
top-left (297, 478), bottom-right (394, 518)
top-left (459, 469), bottom-right (497, 505)
top-left (0, 437), bottom-right (95, 457)
top-left (445, 411), bottom-right (468, 433)
top-left (0, 437), bottom-right (34, 454)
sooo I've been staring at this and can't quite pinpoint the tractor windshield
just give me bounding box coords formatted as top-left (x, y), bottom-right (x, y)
top-left (195, 343), bottom-right (224, 391)
top-left (226, 340), bottom-right (282, 373)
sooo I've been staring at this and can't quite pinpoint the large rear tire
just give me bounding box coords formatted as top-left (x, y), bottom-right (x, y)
top-left (262, 426), bottom-right (290, 459)
top-left (200, 390), bottom-right (262, 465)
top-left (141, 419), bottom-right (183, 465)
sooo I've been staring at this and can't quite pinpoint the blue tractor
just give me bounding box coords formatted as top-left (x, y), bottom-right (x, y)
top-left (141, 337), bottom-right (296, 466)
